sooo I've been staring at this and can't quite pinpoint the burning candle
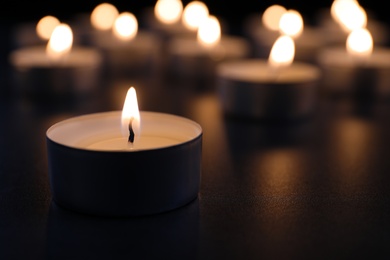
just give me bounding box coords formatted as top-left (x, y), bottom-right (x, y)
top-left (9, 23), bottom-right (102, 98)
top-left (317, 0), bottom-right (388, 46)
top-left (166, 14), bottom-right (250, 79)
top-left (90, 2), bottom-right (119, 31)
top-left (46, 86), bottom-right (203, 216)
top-left (181, 1), bottom-right (209, 32)
top-left (244, 6), bottom-right (324, 63)
top-left (317, 27), bottom-right (390, 98)
top-left (88, 10), bottom-right (162, 79)
top-left (141, 0), bottom-right (189, 39)
top-left (11, 15), bottom-right (62, 48)
top-left (217, 35), bottom-right (321, 120)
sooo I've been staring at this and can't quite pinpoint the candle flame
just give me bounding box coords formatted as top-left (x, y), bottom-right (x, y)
top-left (122, 87), bottom-right (141, 139)
top-left (91, 3), bottom-right (119, 30)
top-left (182, 1), bottom-right (209, 31)
top-left (346, 27), bottom-right (373, 58)
top-left (36, 15), bottom-right (60, 40)
top-left (154, 0), bottom-right (183, 24)
top-left (268, 35), bottom-right (295, 69)
top-left (197, 15), bottom-right (221, 47)
top-left (279, 9), bottom-right (303, 38)
top-left (331, 0), bottom-right (366, 32)
top-left (46, 23), bottom-right (73, 62)
top-left (113, 12), bottom-right (138, 41)
top-left (262, 5), bottom-right (287, 31)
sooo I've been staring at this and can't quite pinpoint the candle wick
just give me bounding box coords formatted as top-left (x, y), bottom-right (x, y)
top-left (128, 117), bottom-right (135, 143)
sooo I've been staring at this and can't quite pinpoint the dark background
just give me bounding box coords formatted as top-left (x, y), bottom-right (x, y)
top-left (1, 0), bottom-right (389, 28)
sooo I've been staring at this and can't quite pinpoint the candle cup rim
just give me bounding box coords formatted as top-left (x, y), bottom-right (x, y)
top-left (46, 110), bottom-right (203, 152)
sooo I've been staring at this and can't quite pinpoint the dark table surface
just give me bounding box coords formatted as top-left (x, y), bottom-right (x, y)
top-left (2, 15), bottom-right (390, 260)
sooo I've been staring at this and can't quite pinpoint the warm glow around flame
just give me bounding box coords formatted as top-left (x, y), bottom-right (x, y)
top-left (91, 3), bottom-right (119, 30)
top-left (346, 28), bottom-right (373, 58)
top-left (46, 23), bottom-right (73, 61)
top-left (121, 87), bottom-right (141, 138)
top-left (182, 1), bottom-right (209, 31)
top-left (279, 10), bottom-right (303, 38)
top-left (262, 5), bottom-right (287, 31)
top-left (113, 12), bottom-right (138, 41)
top-left (268, 35), bottom-right (295, 69)
top-left (331, 0), bottom-right (366, 32)
top-left (197, 15), bottom-right (221, 47)
top-left (154, 0), bottom-right (183, 24)
top-left (36, 16), bottom-right (60, 40)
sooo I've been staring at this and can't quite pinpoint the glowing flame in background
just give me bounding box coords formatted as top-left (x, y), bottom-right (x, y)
top-left (279, 9), bottom-right (304, 38)
top-left (36, 15), bottom-right (60, 40)
top-left (268, 35), bottom-right (295, 69)
top-left (154, 0), bottom-right (183, 24)
top-left (197, 15), bottom-right (221, 47)
top-left (91, 3), bottom-right (119, 30)
top-left (113, 12), bottom-right (138, 41)
top-left (182, 1), bottom-right (209, 31)
top-left (46, 23), bottom-right (73, 62)
top-left (262, 5), bottom-right (287, 31)
top-left (346, 27), bottom-right (373, 59)
top-left (331, 0), bottom-right (367, 33)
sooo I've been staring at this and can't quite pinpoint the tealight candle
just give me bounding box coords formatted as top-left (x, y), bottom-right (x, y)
top-left (217, 35), bottom-right (321, 120)
top-left (69, 2), bottom-right (119, 46)
top-left (46, 87), bottom-right (203, 217)
top-left (88, 11), bottom-right (162, 79)
top-left (316, 1), bottom-right (388, 46)
top-left (11, 15), bottom-right (61, 48)
top-left (8, 23), bottom-right (103, 98)
top-left (317, 27), bottom-right (390, 98)
top-left (166, 15), bottom-right (250, 79)
top-left (244, 7), bottom-right (325, 64)
top-left (141, 0), bottom-right (197, 41)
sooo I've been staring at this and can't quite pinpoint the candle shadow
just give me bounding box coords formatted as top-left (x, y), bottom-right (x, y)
top-left (45, 198), bottom-right (200, 260)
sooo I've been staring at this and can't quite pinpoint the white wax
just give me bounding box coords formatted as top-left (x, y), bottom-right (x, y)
top-left (9, 45), bottom-right (102, 68)
top-left (217, 59), bottom-right (321, 84)
top-left (87, 136), bottom-right (181, 151)
top-left (47, 111), bottom-right (202, 152)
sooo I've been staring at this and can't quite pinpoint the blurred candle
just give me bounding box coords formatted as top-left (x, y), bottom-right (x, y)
top-left (182, 1), bottom-right (209, 31)
top-left (90, 11), bottom-right (162, 79)
top-left (141, 0), bottom-right (191, 40)
top-left (279, 9), bottom-right (304, 38)
top-left (46, 24), bottom-right (73, 62)
top-left (154, 0), bottom-right (183, 25)
top-left (167, 14), bottom-right (250, 80)
top-left (262, 5), bottom-right (287, 32)
top-left (216, 35), bottom-right (321, 120)
top-left (90, 2), bottom-right (119, 31)
top-left (317, 0), bottom-right (388, 46)
top-left (12, 15), bottom-right (62, 48)
top-left (36, 15), bottom-right (60, 41)
top-left (244, 6), bottom-right (324, 64)
top-left (317, 27), bottom-right (390, 98)
top-left (9, 23), bottom-right (103, 99)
